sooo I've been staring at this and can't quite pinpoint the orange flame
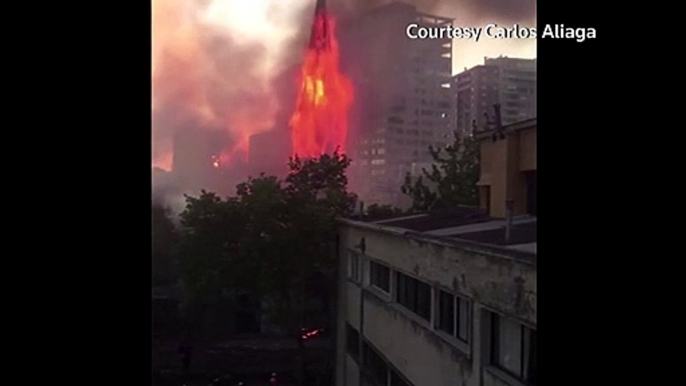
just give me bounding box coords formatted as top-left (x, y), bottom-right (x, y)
top-left (289, 11), bottom-right (353, 158)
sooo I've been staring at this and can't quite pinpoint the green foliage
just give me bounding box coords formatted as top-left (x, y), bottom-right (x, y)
top-left (177, 151), bottom-right (356, 333)
top-left (152, 201), bottom-right (179, 286)
top-left (401, 131), bottom-right (479, 211)
top-left (365, 204), bottom-right (403, 219)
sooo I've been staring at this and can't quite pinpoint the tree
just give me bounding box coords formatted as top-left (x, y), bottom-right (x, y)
top-left (401, 131), bottom-right (479, 211)
top-left (176, 152), bottom-right (356, 384)
top-left (365, 204), bottom-right (403, 220)
top-left (178, 191), bottom-right (246, 302)
top-left (152, 200), bottom-right (179, 287)
top-left (176, 151), bottom-right (355, 331)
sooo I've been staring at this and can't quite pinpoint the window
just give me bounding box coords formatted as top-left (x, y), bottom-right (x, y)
top-left (370, 261), bottom-right (390, 293)
top-left (390, 369), bottom-right (411, 386)
top-left (346, 323), bottom-right (359, 360)
top-left (491, 313), bottom-right (537, 385)
top-left (348, 252), bottom-right (360, 283)
top-left (395, 272), bottom-right (432, 321)
top-left (363, 342), bottom-right (389, 386)
top-left (437, 290), bottom-right (471, 343)
top-left (438, 291), bottom-right (454, 333)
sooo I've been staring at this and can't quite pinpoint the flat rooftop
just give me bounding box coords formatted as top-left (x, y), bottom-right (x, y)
top-left (349, 207), bottom-right (537, 254)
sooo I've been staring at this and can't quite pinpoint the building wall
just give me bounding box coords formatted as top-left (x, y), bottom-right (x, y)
top-left (485, 57), bottom-right (537, 127)
top-left (454, 65), bottom-right (499, 135)
top-left (336, 223), bottom-right (536, 386)
top-left (518, 129), bottom-right (536, 172)
top-left (339, 3), bottom-right (454, 206)
top-left (477, 121), bottom-right (537, 218)
top-left (454, 58), bottom-right (536, 135)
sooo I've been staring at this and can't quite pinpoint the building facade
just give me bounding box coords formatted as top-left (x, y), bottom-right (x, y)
top-left (334, 115), bottom-right (537, 386)
top-left (476, 118), bottom-right (537, 218)
top-left (453, 57), bottom-right (536, 135)
top-left (338, 3), bottom-right (454, 206)
top-left (334, 217), bottom-right (536, 386)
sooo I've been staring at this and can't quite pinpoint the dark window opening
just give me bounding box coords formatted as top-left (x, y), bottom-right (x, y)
top-left (438, 290), bottom-right (454, 335)
top-left (370, 261), bottom-right (391, 293)
top-left (396, 272), bottom-right (431, 321)
top-left (346, 323), bottom-right (359, 361)
top-left (491, 313), bottom-right (537, 385)
top-left (390, 369), bottom-right (411, 386)
top-left (363, 342), bottom-right (388, 386)
top-left (437, 290), bottom-right (471, 343)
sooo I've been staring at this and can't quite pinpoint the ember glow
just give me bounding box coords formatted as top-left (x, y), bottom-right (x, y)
top-left (289, 2), bottom-right (353, 158)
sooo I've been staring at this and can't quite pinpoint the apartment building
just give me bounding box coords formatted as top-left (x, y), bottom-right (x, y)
top-left (334, 119), bottom-right (537, 386)
top-left (338, 3), bottom-right (454, 206)
top-left (453, 57), bottom-right (536, 135)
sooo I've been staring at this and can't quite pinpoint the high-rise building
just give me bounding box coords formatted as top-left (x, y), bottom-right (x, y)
top-left (453, 57), bottom-right (536, 135)
top-left (338, 3), bottom-right (454, 207)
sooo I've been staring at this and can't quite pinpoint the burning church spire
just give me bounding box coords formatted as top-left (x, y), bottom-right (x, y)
top-left (309, 0), bottom-right (329, 50)
top-left (289, 0), bottom-right (353, 158)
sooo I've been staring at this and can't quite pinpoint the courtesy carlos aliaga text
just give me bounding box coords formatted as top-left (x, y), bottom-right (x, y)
top-left (406, 23), bottom-right (597, 43)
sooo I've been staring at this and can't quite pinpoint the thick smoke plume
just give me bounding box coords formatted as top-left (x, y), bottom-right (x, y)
top-left (333, 0), bottom-right (534, 24)
top-left (152, 0), bottom-right (314, 173)
top-left (152, 0), bottom-right (536, 201)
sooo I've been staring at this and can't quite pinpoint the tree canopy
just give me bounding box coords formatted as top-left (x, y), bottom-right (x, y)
top-left (401, 131), bottom-right (479, 211)
top-left (176, 151), bottom-right (356, 333)
top-left (152, 201), bottom-right (179, 287)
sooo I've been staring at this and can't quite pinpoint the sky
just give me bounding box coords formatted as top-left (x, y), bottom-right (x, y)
top-left (433, 0), bottom-right (537, 72)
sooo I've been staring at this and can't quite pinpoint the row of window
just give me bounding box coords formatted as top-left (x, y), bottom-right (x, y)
top-left (363, 148), bottom-right (386, 156)
top-left (346, 312), bottom-right (536, 386)
top-left (346, 253), bottom-right (537, 386)
top-left (348, 253), bottom-right (537, 386)
top-left (350, 255), bottom-right (473, 348)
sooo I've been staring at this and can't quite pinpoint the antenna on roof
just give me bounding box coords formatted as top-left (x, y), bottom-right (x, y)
top-left (490, 104), bottom-right (505, 141)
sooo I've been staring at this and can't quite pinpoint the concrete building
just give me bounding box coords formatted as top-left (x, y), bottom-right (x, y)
top-left (476, 118), bottom-right (536, 218)
top-left (338, 3), bottom-right (454, 207)
top-left (453, 57), bottom-right (536, 135)
top-left (334, 118), bottom-right (537, 386)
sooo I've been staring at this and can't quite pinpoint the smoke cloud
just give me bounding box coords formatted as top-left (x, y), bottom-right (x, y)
top-left (152, 0), bottom-right (536, 195)
top-left (152, 0), bottom-right (314, 173)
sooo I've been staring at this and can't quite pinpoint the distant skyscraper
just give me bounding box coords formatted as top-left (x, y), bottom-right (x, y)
top-left (338, 3), bottom-right (454, 206)
top-left (453, 56), bottom-right (536, 134)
